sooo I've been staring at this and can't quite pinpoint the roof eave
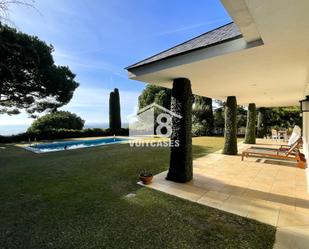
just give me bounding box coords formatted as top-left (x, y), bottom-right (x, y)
top-left (125, 34), bottom-right (243, 71)
top-left (127, 37), bottom-right (264, 79)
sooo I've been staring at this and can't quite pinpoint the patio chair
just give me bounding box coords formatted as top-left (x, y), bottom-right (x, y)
top-left (250, 126), bottom-right (302, 152)
top-left (278, 129), bottom-right (288, 141)
top-left (288, 125), bottom-right (301, 146)
top-left (271, 129), bottom-right (279, 140)
top-left (241, 138), bottom-right (306, 169)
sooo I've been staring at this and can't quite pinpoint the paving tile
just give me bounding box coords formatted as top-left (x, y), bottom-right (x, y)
top-left (247, 199), bottom-right (280, 226)
top-left (205, 179), bottom-right (226, 191)
top-left (230, 179), bottom-right (252, 188)
top-left (253, 176), bottom-right (275, 185)
top-left (147, 182), bottom-right (183, 196)
top-left (295, 191), bottom-right (309, 200)
top-left (197, 190), bottom-right (230, 209)
top-left (220, 195), bottom-right (252, 217)
top-left (144, 138), bottom-right (309, 244)
top-left (220, 185), bottom-right (246, 196)
top-left (270, 185), bottom-right (295, 197)
top-left (267, 193), bottom-right (296, 209)
top-left (249, 181), bottom-right (273, 192)
top-left (176, 188), bottom-right (207, 202)
top-left (242, 189), bottom-right (270, 201)
top-left (277, 209), bottom-right (309, 227)
top-left (295, 198), bottom-right (309, 214)
top-left (274, 225), bottom-right (309, 249)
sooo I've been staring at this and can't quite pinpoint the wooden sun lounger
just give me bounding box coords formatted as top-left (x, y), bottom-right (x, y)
top-left (242, 138), bottom-right (306, 169)
top-left (249, 137), bottom-right (302, 153)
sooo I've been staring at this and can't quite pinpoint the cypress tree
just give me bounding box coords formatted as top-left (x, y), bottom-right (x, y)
top-left (223, 96), bottom-right (238, 155)
top-left (166, 78), bottom-right (193, 183)
top-left (114, 88), bottom-right (121, 129)
top-left (244, 103), bottom-right (256, 144)
top-left (109, 88), bottom-right (121, 130)
top-left (257, 107), bottom-right (267, 138)
top-left (109, 91), bottom-right (116, 129)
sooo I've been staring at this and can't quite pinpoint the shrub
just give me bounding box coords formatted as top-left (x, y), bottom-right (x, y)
top-left (192, 96), bottom-right (214, 136)
top-left (28, 111), bottom-right (85, 132)
top-left (192, 122), bottom-right (205, 137)
top-left (0, 128), bottom-right (129, 143)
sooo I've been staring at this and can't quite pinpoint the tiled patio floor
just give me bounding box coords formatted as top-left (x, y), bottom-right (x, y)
top-left (142, 139), bottom-right (309, 249)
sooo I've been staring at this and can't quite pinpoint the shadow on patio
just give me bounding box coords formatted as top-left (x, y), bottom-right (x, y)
top-left (142, 139), bottom-right (309, 230)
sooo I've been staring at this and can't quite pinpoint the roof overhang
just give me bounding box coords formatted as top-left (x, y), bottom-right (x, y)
top-left (221, 0), bottom-right (261, 43)
top-left (126, 0), bottom-right (309, 107)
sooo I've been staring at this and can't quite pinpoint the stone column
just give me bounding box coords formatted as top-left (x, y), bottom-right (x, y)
top-left (244, 103), bottom-right (256, 144)
top-left (223, 96), bottom-right (238, 155)
top-left (257, 107), bottom-right (267, 138)
top-left (166, 78), bottom-right (193, 183)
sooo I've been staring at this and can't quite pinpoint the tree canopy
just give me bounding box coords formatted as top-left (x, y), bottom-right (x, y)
top-left (0, 23), bottom-right (79, 116)
top-left (28, 111), bottom-right (84, 132)
top-left (264, 106), bottom-right (301, 129)
top-left (192, 96), bottom-right (214, 136)
top-left (138, 85), bottom-right (172, 135)
top-left (0, 1), bottom-right (35, 24)
top-left (138, 85), bottom-right (171, 110)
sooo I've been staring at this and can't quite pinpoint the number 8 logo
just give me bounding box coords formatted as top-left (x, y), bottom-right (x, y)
top-left (156, 113), bottom-right (172, 137)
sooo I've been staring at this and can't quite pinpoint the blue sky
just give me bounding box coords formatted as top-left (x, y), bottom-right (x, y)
top-left (0, 0), bottom-right (231, 126)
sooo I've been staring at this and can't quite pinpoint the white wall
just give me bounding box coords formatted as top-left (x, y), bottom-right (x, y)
top-left (302, 103), bottom-right (309, 192)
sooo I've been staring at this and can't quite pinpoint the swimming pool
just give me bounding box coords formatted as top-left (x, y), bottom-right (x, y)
top-left (24, 137), bottom-right (129, 153)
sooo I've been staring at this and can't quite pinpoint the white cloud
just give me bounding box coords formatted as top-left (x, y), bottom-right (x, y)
top-left (153, 18), bottom-right (230, 37)
top-left (52, 49), bottom-right (126, 79)
top-left (0, 112), bottom-right (33, 125)
top-left (60, 86), bottom-right (140, 123)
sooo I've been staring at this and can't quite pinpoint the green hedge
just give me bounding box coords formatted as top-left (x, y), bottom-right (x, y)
top-left (0, 128), bottom-right (129, 143)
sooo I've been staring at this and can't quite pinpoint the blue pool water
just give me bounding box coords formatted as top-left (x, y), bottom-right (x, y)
top-left (25, 137), bottom-right (129, 153)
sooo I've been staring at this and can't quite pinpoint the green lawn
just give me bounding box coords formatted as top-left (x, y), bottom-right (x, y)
top-left (0, 137), bottom-right (275, 249)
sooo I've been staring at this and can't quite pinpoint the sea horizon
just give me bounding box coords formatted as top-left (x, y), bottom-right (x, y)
top-left (0, 122), bottom-right (129, 136)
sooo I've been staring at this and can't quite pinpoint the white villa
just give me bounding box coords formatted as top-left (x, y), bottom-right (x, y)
top-left (126, 0), bottom-right (309, 248)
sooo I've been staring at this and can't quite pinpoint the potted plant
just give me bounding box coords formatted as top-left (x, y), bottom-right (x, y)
top-left (139, 170), bottom-right (153, 185)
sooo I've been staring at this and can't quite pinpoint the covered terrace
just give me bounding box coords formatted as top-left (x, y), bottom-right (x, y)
top-left (126, 0), bottom-right (309, 182)
top-left (127, 0), bottom-right (309, 247)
